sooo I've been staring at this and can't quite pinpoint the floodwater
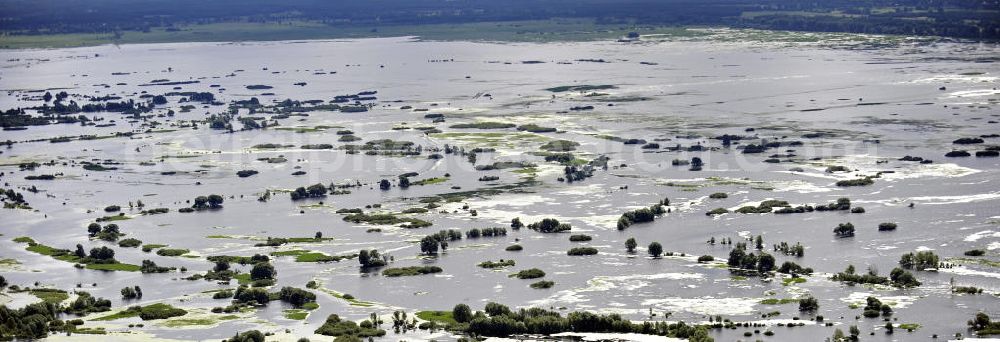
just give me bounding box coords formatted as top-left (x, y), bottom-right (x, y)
top-left (1, 31), bottom-right (999, 341)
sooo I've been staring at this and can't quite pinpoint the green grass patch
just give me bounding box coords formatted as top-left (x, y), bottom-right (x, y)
top-left (92, 310), bottom-right (140, 321)
top-left (320, 289), bottom-right (375, 307)
top-left (232, 273), bottom-right (251, 285)
top-left (412, 177), bottom-right (448, 186)
top-left (782, 277), bottom-right (807, 286)
top-left (30, 289), bottom-right (69, 304)
top-left (71, 327), bottom-right (107, 335)
top-left (97, 215), bottom-right (132, 222)
top-left (269, 249), bottom-right (351, 262)
top-left (759, 298), bottom-right (799, 305)
top-left (898, 323), bottom-right (921, 331)
top-left (284, 309), bottom-right (308, 320)
top-left (415, 311), bottom-right (457, 325)
top-left (85, 263), bottom-right (141, 272)
top-left (160, 315), bottom-right (240, 327)
top-left (17, 238), bottom-right (140, 271)
top-left (12, 236), bottom-right (34, 243)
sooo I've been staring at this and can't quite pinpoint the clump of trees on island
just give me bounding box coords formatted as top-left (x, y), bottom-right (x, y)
top-left (528, 218), bottom-right (571, 233)
top-left (831, 264), bottom-right (920, 288)
top-left (617, 198), bottom-right (668, 230)
top-left (433, 302), bottom-right (715, 341)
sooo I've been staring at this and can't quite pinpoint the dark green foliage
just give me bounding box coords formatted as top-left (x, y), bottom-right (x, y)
top-left (315, 314), bottom-right (386, 337)
top-left (250, 262), bottom-right (276, 280)
top-left (777, 261), bottom-right (813, 275)
top-left (798, 296), bottom-right (819, 312)
top-left (382, 266), bottom-right (442, 277)
top-left (478, 259), bottom-right (515, 269)
top-left (625, 238), bottom-right (637, 253)
top-left (833, 265), bottom-right (920, 288)
top-left (567, 247), bottom-right (598, 256)
top-left (505, 244), bottom-right (523, 251)
top-left (648, 242), bottom-right (663, 257)
top-left (140, 259), bottom-right (174, 273)
top-left (226, 330), bottom-right (266, 342)
top-left (861, 297), bottom-right (891, 318)
top-left (0, 301), bottom-right (62, 338)
top-left (528, 218), bottom-right (571, 233)
top-left (191, 194), bottom-right (224, 209)
top-left (617, 204), bottom-right (665, 229)
top-left (878, 222), bottom-right (897, 231)
top-left (465, 304), bottom-right (712, 340)
top-left (118, 238), bottom-right (142, 248)
top-left (833, 222), bottom-right (855, 237)
top-left (450, 122), bottom-right (516, 129)
top-left (358, 249), bottom-right (387, 268)
top-left (484, 302), bottom-right (512, 316)
top-left (899, 251), bottom-right (939, 270)
top-left (136, 303), bottom-right (187, 320)
top-left (530, 280), bottom-right (555, 289)
top-left (569, 234), bottom-right (592, 242)
top-left (964, 249), bottom-right (986, 256)
top-left (706, 208), bottom-right (729, 216)
top-left (291, 184), bottom-right (328, 200)
top-left (453, 304), bottom-right (473, 323)
top-left (278, 287), bottom-right (316, 307)
top-left (213, 290), bottom-right (234, 299)
top-left (517, 124), bottom-right (557, 133)
top-left (233, 286), bottom-right (272, 305)
top-left (236, 170), bottom-right (259, 178)
top-left (696, 255), bottom-right (714, 263)
top-left (120, 286), bottom-right (142, 299)
top-left (836, 177), bottom-right (874, 187)
top-left (513, 268), bottom-right (545, 279)
top-left (64, 292), bottom-right (111, 315)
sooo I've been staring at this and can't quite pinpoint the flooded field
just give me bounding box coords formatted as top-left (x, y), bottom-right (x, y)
top-left (1, 31), bottom-right (999, 341)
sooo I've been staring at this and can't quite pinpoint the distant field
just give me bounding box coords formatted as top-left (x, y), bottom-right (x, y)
top-left (0, 19), bottom-right (703, 49)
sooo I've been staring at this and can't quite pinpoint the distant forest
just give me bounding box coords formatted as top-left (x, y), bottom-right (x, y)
top-left (1, 0), bottom-right (997, 39)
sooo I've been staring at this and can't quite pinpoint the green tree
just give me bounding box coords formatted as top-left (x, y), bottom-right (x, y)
top-left (453, 304), bottom-right (473, 323)
top-left (648, 242), bottom-right (663, 257)
top-left (250, 262), bottom-right (276, 280)
top-left (625, 237), bottom-right (637, 253)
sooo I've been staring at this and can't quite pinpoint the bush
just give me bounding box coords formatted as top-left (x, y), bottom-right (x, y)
top-left (527, 218), bottom-right (571, 233)
top-left (137, 303), bottom-right (187, 320)
top-left (878, 222), bottom-right (897, 231)
top-left (709, 192), bottom-right (728, 199)
top-left (964, 249), bottom-right (986, 256)
top-left (799, 296), bottom-right (819, 312)
top-left (530, 280), bottom-right (555, 289)
top-left (836, 177), bottom-right (874, 187)
top-left (513, 268), bottom-right (545, 279)
top-left (478, 260), bottom-right (515, 269)
top-left (505, 244), bottom-right (523, 251)
top-left (706, 208), bottom-right (729, 216)
top-left (569, 234), bottom-right (592, 242)
top-left (382, 266), bottom-right (443, 277)
top-left (118, 238), bottom-right (142, 248)
top-left (567, 247), bottom-right (598, 256)
top-left (697, 255), bottom-right (714, 263)
top-left (833, 223), bottom-right (855, 237)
